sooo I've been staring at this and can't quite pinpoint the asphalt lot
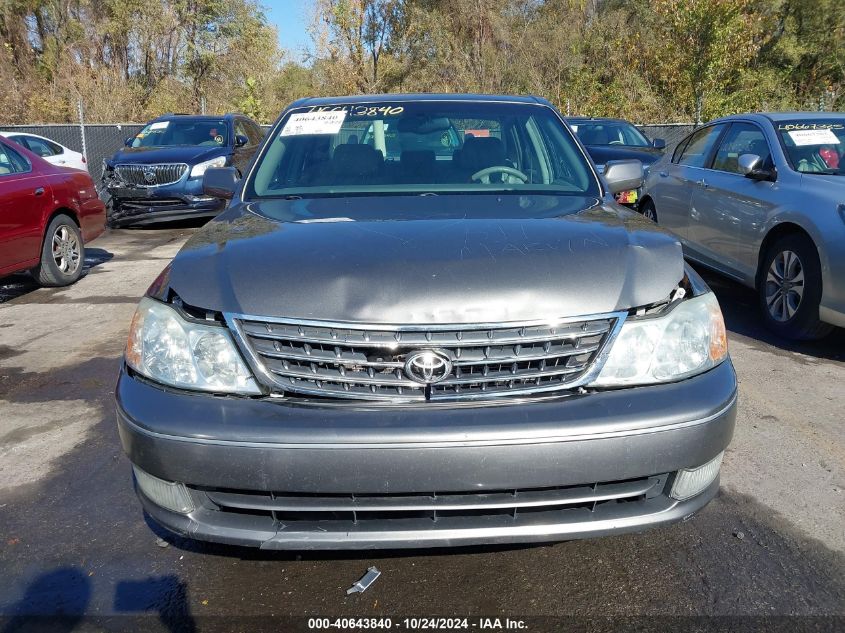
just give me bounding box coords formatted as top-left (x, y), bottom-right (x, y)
top-left (0, 225), bottom-right (843, 632)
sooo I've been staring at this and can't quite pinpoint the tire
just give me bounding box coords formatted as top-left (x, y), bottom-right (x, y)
top-left (33, 214), bottom-right (85, 287)
top-left (640, 198), bottom-right (658, 222)
top-left (758, 233), bottom-right (832, 340)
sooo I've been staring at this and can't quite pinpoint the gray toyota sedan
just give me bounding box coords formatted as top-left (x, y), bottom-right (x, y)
top-left (116, 94), bottom-right (737, 550)
top-left (640, 112), bottom-right (845, 340)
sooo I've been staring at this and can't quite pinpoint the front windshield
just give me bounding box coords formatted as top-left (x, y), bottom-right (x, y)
top-left (776, 120), bottom-right (844, 175)
top-left (572, 121), bottom-right (650, 147)
top-left (131, 119), bottom-right (229, 148)
top-left (248, 101), bottom-right (599, 198)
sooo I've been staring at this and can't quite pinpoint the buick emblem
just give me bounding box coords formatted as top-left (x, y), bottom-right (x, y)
top-left (404, 349), bottom-right (452, 384)
top-left (143, 169), bottom-right (156, 184)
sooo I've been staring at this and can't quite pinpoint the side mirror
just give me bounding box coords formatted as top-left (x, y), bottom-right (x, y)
top-left (235, 134), bottom-right (249, 148)
top-left (124, 137), bottom-right (134, 147)
top-left (203, 167), bottom-right (239, 200)
top-left (738, 153), bottom-right (776, 181)
top-left (652, 138), bottom-right (666, 150)
top-left (603, 159), bottom-right (644, 195)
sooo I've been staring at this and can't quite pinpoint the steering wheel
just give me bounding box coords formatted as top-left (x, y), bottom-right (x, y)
top-left (470, 166), bottom-right (529, 184)
top-left (608, 140), bottom-right (623, 145)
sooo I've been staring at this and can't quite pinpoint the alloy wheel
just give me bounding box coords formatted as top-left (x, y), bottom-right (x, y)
top-left (764, 249), bottom-right (804, 322)
top-left (52, 225), bottom-right (81, 275)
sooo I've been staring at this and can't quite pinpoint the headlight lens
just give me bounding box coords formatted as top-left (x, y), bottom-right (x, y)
top-left (592, 292), bottom-right (727, 387)
top-left (125, 297), bottom-right (260, 394)
top-left (189, 156), bottom-right (226, 178)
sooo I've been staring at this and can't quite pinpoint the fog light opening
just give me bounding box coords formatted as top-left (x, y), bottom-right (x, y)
top-left (670, 452), bottom-right (724, 501)
top-left (133, 466), bottom-right (195, 514)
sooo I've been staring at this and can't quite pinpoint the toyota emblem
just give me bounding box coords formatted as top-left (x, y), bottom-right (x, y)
top-left (404, 350), bottom-right (453, 384)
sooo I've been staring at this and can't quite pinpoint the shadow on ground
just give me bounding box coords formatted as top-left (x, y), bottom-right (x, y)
top-left (0, 248), bottom-right (114, 305)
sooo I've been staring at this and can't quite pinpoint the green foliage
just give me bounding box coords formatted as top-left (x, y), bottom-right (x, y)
top-left (237, 77), bottom-right (264, 121)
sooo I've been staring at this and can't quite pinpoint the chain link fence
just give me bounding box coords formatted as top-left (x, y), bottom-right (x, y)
top-left (638, 124), bottom-right (697, 150)
top-left (0, 122), bottom-right (697, 181)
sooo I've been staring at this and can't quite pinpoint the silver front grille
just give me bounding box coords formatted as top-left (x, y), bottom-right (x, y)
top-left (228, 313), bottom-right (624, 402)
top-left (114, 163), bottom-right (188, 187)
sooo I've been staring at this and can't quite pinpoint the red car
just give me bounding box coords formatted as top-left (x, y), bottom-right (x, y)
top-left (0, 137), bottom-right (105, 286)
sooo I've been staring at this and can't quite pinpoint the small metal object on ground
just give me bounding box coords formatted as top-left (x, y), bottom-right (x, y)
top-left (346, 566), bottom-right (381, 594)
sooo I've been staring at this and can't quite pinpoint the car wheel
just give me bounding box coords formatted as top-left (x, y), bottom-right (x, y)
top-left (758, 233), bottom-right (832, 340)
top-left (640, 199), bottom-right (658, 222)
top-left (34, 214), bottom-right (85, 287)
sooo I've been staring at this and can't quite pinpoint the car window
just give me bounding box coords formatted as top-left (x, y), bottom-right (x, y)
top-left (712, 123), bottom-right (772, 174)
top-left (248, 101), bottom-right (600, 199)
top-left (234, 120), bottom-right (252, 145)
top-left (131, 119), bottom-right (229, 148)
top-left (573, 122), bottom-right (650, 147)
top-left (678, 125), bottom-right (725, 168)
top-left (774, 118), bottom-right (845, 175)
top-left (21, 135), bottom-right (59, 157)
top-left (0, 142), bottom-right (31, 175)
top-left (672, 136), bottom-right (691, 163)
top-left (246, 122), bottom-right (264, 146)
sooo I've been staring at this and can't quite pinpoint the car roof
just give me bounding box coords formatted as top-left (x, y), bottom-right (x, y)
top-left (152, 114), bottom-right (240, 122)
top-left (288, 93), bottom-right (553, 107)
top-left (709, 111), bottom-right (845, 125)
top-left (1, 131), bottom-right (63, 143)
top-left (564, 117), bottom-right (635, 124)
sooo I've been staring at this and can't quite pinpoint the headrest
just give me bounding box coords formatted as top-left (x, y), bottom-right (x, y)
top-left (332, 143), bottom-right (383, 176)
top-left (459, 137), bottom-right (507, 171)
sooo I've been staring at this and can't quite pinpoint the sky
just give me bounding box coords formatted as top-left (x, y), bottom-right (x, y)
top-left (263, 0), bottom-right (314, 57)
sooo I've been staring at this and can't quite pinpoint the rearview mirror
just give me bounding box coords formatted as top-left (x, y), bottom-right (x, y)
top-left (603, 159), bottom-right (644, 195)
top-left (203, 167), bottom-right (239, 200)
top-left (652, 138), bottom-right (666, 150)
top-left (235, 134), bottom-right (249, 148)
top-left (738, 153), bottom-right (776, 182)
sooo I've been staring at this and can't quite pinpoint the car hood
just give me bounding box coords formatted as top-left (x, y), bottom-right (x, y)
top-left (585, 145), bottom-right (663, 167)
top-left (160, 195), bottom-right (684, 324)
top-left (108, 145), bottom-right (226, 165)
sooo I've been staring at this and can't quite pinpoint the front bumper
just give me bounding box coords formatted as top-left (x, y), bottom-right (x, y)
top-left (116, 360), bottom-right (737, 549)
top-left (105, 181), bottom-right (224, 226)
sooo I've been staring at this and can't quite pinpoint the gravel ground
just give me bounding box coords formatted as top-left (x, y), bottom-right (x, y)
top-left (0, 225), bottom-right (843, 632)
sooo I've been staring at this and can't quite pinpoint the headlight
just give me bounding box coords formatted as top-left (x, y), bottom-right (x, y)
top-left (592, 292), bottom-right (727, 387)
top-left (189, 156), bottom-right (226, 178)
top-left (125, 297), bottom-right (260, 394)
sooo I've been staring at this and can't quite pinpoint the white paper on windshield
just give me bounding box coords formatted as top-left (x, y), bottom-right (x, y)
top-left (787, 128), bottom-right (840, 146)
top-left (281, 111), bottom-right (347, 137)
top-left (149, 121), bottom-right (169, 130)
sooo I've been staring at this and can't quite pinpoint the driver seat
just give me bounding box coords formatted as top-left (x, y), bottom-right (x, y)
top-left (455, 137), bottom-right (511, 182)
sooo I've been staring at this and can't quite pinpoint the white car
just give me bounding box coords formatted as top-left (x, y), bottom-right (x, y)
top-left (0, 132), bottom-right (88, 171)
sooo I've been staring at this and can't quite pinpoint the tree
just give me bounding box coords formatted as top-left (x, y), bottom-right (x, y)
top-left (644, 0), bottom-right (768, 122)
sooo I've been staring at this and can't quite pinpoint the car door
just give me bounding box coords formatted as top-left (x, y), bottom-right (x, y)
top-left (650, 124), bottom-right (726, 239)
top-left (0, 142), bottom-right (47, 274)
top-left (687, 121), bottom-right (778, 281)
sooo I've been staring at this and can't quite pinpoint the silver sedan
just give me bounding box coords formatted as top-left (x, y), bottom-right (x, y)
top-left (640, 112), bottom-right (845, 339)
